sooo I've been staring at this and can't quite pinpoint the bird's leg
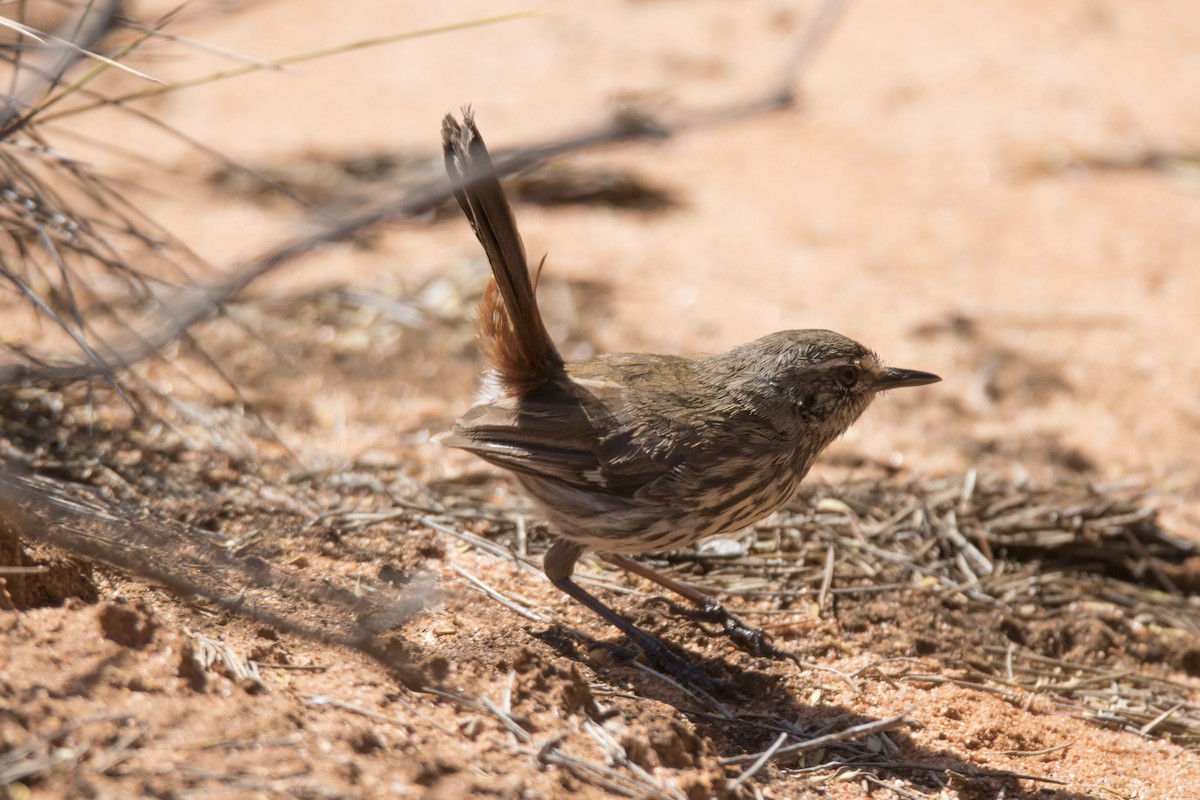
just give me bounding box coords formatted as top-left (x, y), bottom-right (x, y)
top-left (602, 553), bottom-right (799, 664)
top-left (544, 540), bottom-right (722, 691)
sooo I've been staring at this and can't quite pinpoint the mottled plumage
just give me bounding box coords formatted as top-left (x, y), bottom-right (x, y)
top-left (440, 111), bottom-right (939, 674)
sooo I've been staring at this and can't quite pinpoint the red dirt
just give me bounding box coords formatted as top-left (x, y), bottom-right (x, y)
top-left (3, 1), bottom-right (1200, 798)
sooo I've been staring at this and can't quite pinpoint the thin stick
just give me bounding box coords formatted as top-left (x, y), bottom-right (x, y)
top-left (729, 731), bottom-right (788, 790)
top-left (719, 709), bottom-right (913, 766)
top-left (450, 564), bottom-right (548, 622)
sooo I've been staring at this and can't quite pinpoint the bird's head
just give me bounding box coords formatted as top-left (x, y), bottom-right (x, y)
top-left (718, 329), bottom-right (941, 442)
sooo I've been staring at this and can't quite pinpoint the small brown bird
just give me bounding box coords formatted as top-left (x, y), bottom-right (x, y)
top-left (441, 111), bottom-right (939, 680)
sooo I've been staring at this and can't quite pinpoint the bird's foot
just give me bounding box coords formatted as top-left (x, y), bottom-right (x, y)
top-left (687, 602), bottom-right (799, 664)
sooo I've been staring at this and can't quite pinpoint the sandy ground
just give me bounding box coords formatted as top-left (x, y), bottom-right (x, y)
top-left (3, 0), bottom-right (1200, 798)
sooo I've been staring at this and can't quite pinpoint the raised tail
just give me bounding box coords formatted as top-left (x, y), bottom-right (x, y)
top-left (442, 111), bottom-right (564, 397)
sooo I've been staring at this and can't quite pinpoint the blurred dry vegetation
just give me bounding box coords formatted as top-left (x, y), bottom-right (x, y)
top-left (1, 2), bottom-right (1199, 799)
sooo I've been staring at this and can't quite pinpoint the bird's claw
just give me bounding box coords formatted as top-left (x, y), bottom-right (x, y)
top-left (688, 602), bottom-right (800, 664)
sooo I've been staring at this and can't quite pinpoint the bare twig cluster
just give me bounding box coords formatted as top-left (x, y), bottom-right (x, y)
top-left (0, 0), bottom-right (852, 390)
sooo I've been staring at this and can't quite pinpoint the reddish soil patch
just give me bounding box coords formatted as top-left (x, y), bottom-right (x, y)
top-left (3, 2), bottom-right (1200, 798)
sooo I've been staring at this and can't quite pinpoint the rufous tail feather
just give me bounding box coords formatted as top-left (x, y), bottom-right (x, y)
top-left (442, 111), bottom-right (564, 397)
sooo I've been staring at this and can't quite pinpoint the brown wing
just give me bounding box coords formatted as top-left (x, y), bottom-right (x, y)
top-left (446, 355), bottom-right (734, 501)
top-left (442, 361), bottom-right (697, 499)
top-left (440, 399), bottom-right (612, 488)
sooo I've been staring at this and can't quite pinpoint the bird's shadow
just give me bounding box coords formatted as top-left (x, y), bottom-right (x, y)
top-left (531, 623), bottom-right (1094, 800)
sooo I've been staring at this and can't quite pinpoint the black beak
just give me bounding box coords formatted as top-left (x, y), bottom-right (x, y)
top-left (876, 367), bottom-right (941, 389)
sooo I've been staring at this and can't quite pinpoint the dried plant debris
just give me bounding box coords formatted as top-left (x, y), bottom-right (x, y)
top-left (0, 7), bottom-right (521, 394)
top-left (211, 153), bottom-right (677, 216)
top-left (3, 378), bottom-right (1199, 780)
top-left (3, 397), bottom-right (1199, 794)
top-left (0, 463), bottom-right (432, 672)
top-left (285, 455), bottom-right (1200, 776)
top-left (413, 468), bottom-right (1200, 748)
top-left (0, 383), bottom-right (433, 681)
top-left (1026, 147), bottom-right (1200, 190)
top-left (0, 3), bottom-right (221, 385)
top-left (628, 472), bottom-right (1200, 746)
top-left (212, 262), bottom-right (611, 393)
top-left (0, 715), bottom-right (148, 788)
top-left (0, 0), bottom-right (839, 399)
top-left (509, 162), bottom-right (677, 211)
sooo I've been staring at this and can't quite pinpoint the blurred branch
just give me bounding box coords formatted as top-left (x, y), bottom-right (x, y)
top-left (3, 0), bottom-right (854, 385)
top-left (36, 11), bottom-right (536, 124)
top-left (0, 463), bottom-right (431, 686)
top-left (0, 0), bottom-right (134, 138)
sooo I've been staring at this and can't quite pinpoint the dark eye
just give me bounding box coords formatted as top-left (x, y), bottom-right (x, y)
top-left (833, 365), bottom-right (860, 387)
